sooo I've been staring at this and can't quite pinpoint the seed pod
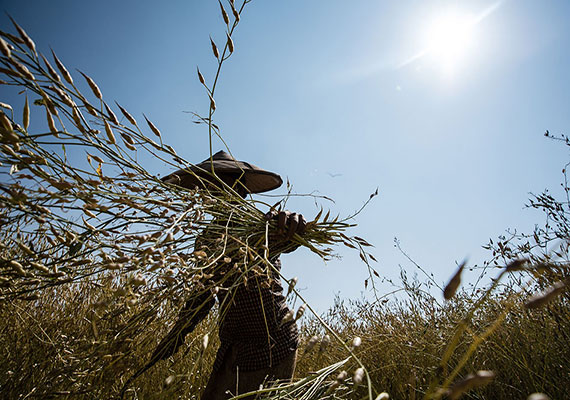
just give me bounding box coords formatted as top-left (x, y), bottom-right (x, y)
top-left (375, 393), bottom-right (390, 400)
top-left (30, 262), bottom-right (49, 273)
top-left (0, 111), bottom-right (12, 132)
top-left (448, 370), bottom-right (495, 400)
top-left (89, 154), bottom-right (104, 164)
top-left (115, 102), bottom-right (137, 125)
top-left (51, 49), bottom-right (73, 85)
top-left (73, 107), bottom-right (87, 133)
top-left (305, 335), bottom-right (319, 353)
top-left (202, 333), bottom-right (209, 352)
top-left (281, 309), bottom-right (294, 325)
top-left (10, 60), bottom-right (34, 80)
top-left (1, 144), bottom-right (18, 157)
top-left (9, 16), bottom-right (36, 53)
top-left (164, 375), bottom-right (175, 386)
top-left (40, 53), bottom-right (60, 82)
top-left (287, 276), bottom-right (298, 296)
top-left (104, 102), bottom-right (119, 125)
top-left (505, 258), bottom-right (528, 272)
top-left (50, 85), bottom-right (74, 107)
top-left (197, 66), bottom-right (205, 85)
top-left (527, 393), bottom-right (550, 400)
top-left (353, 368), bottom-right (364, 385)
top-left (336, 370), bottom-right (348, 383)
top-left (10, 260), bottom-right (27, 277)
top-left (46, 106), bottom-right (57, 134)
top-left (219, 1), bottom-right (229, 24)
top-left (0, 37), bottom-right (11, 58)
top-left (231, 3), bottom-right (240, 22)
top-left (17, 241), bottom-right (34, 255)
top-left (210, 37), bottom-right (219, 59)
top-left (83, 217), bottom-right (96, 231)
top-left (120, 132), bottom-right (135, 145)
top-left (226, 33), bottom-right (234, 53)
top-left (351, 336), bottom-right (362, 349)
top-left (443, 261), bottom-right (466, 300)
top-left (101, 121), bottom-right (115, 144)
top-left (319, 334), bottom-right (331, 353)
top-left (143, 114), bottom-right (161, 138)
top-left (83, 208), bottom-right (97, 219)
top-left (525, 281), bottom-right (566, 309)
top-left (295, 303), bottom-right (306, 320)
top-left (79, 70), bottom-right (103, 100)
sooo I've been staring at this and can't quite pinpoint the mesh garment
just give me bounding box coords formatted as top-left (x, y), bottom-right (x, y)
top-left (213, 258), bottom-right (298, 372)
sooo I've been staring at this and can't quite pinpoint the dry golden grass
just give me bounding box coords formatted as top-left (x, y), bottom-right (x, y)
top-left (1, 2), bottom-right (569, 399)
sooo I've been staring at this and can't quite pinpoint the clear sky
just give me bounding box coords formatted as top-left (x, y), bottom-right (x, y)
top-left (1, 0), bottom-right (569, 312)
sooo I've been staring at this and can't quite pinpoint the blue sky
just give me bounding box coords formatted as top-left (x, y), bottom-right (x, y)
top-left (1, 1), bottom-right (569, 311)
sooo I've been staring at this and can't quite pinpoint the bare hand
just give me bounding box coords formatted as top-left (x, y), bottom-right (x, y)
top-left (266, 210), bottom-right (307, 240)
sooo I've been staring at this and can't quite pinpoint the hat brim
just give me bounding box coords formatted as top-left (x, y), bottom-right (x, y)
top-left (162, 154), bottom-right (283, 194)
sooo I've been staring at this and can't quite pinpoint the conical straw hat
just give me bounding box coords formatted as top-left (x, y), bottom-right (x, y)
top-left (162, 150), bottom-right (283, 194)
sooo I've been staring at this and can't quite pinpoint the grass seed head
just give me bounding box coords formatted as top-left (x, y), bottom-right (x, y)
top-left (506, 258), bottom-right (528, 272)
top-left (353, 367), bottom-right (364, 385)
top-left (319, 334), bottom-right (331, 353)
top-left (527, 394), bottom-right (550, 400)
top-left (336, 370), bottom-right (348, 383)
top-left (226, 33), bottom-right (234, 53)
top-left (165, 375), bottom-right (175, 386)
top-left (0, 111), bottom-right (12, 132)
top-left (295, 303), bottom-right (306, 320)
top-left (104, 102), bottom-right (119, 125)
top-left (10, 260), bottom-right (27, 277)
top-left (40, 53), bottom-right (60, 81)
top-left (448, 370), bottom-right (495, 400)
top-left (286, 276), bottom-right (298, 296)
top-left (45, 106), bottom-right (57, 134)
top-left (210, 37), bottom-right (219, 59)
top-left (51, 49), bottom-right (73, 85)
top-left (281, 309), bottom-right (294, 325)
top-left (0, 37), bottom-right (11, 58)
top-left (197, 66), bottom-right (205, 85)
top-left (104, 121), bottom-right (116, 144)
top-left (11, 60), bottom-right (35, 80)
top-left (115, 102), bottom-right (137, 126)
top-left (9, 16), bottom-right (36, 53)
top-left (352, 336), bottom-right (362, 349)
top-left (305, 335), bottom-right (319, 353)
top-left (444, 260), bottom-right (466, 300)
top-left (525, 281), bottom-right (566, 309)
top-left (219, 1), bottom-right (230, 25)
top-left (231, 3), bottom-right (240, 22)
top-left (143, 114), bottom-right (162, 138)
top-left (202, 333), bottom-right (209, 352)
top-left (79, 70), bottom-right (103, 100)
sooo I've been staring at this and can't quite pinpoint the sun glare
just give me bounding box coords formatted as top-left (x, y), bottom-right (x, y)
top-left (400, 2), bottom-right (502, 78)
top-left (425, 12), bottom-right (475, 74)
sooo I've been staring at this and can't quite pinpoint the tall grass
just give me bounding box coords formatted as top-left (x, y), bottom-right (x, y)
top-left (1, 2), bottom-right (569, 399)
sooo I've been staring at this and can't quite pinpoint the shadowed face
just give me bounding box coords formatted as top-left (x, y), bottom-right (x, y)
top-left (204, 172), bottom-right (248, 198)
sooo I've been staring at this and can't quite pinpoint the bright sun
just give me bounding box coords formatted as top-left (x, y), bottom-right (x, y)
top-left (425, 12), bottom-right (476, 73)
top-left (400, 3), bottom-right (501, 77)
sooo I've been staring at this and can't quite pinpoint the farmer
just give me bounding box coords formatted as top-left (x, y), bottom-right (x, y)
top-left (153, 150), bottom-right (305, 399)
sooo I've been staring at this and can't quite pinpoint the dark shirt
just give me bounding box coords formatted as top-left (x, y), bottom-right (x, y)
top-left (213, 257), bottom-right (298, 372)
